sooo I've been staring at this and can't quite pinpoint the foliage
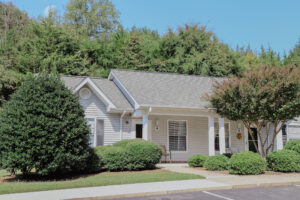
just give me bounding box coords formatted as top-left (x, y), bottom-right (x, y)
top-left (223, 153), bottom-right (233, 158)
top-left (97, 146), bottom-right (127, 171)
top-left (228, 152), bottom-right (266, 175)
top-left (95, 139), bottom-right (162, 171)
top-left (284, 39), bottom-right (300, 67)
top-left (266, 149), bottom-right (300, 172)
top-left (0, 74), bottom-right (99, 176)
top-left (284, 140), bottom-right (300, 154)
top-left (203, 155), bottom-right (229, 171)
top-left (64, 0), bottom-right (120, 37)
top-left (125, 140), bottom-right (162, 170)
top-left (187, 154), bottom-right (208, 167)
top-left (209, 66), bottom-right (300, 157)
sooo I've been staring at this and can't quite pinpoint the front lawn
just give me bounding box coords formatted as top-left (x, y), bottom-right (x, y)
top-left (0, 169), bottom-right (204, 195)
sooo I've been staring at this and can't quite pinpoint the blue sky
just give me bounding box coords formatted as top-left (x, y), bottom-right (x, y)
top-left (7, 0), bottom-right (300, 55)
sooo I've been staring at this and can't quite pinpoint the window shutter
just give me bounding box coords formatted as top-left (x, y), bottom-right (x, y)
top-left (169, 121), bottom-right (187, 151)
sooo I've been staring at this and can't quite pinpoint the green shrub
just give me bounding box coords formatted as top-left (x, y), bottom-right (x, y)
top-left (204, 155), bottom-right (229, 171)
top-left (125, 140), bottom-right (162, 170)
top-left (267, 150), bottom-right (300, 172)
top-left (188, 154), bottom-right (208, 167)
top-left (284, 140), bottom-right (300, 154)
top-left (113, 139), bottom-right (143, 148)
top-left (95, 140), bottom-right (162, 171)
top-left (228, 152), bottom-right (266, 175)
top-left (100, 146), bottom-right (128, 171)
top-left (0, 74), bottom-right (99, 176)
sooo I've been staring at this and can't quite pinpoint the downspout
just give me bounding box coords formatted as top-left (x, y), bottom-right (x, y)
top-left (120, 111), bottom-right (126, 140)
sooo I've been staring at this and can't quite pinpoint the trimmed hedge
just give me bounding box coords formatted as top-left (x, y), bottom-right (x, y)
top-left (95, 139), bottom-right (162, 171)
top-left (267, 149), bottom-right (300, 172)
top-left (188, 154), bottom-right (208, 167)
top-left (204, 155), bottom-right (229, 171)
top-left (228, 152), bottom-right (266, 175)
top-left (284, 140), bottom-right (300, 154)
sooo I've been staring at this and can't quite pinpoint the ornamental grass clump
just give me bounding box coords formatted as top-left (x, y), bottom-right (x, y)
top-left (0, 74), bottom-right (100, 176)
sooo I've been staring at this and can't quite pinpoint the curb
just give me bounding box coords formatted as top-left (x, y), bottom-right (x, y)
top-left (69, 181), bottom-right (300, 200)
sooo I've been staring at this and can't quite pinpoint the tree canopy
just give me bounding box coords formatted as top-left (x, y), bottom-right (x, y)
top-left (0, 0), bottom-right (300, 108)
top-left (209, 66), bottom-right (300, 157)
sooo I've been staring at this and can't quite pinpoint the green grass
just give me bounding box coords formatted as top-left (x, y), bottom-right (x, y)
top-left (0, 169), bottom-right (204, 195)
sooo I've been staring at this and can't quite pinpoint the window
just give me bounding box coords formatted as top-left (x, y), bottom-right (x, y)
top-left (168, 121), bottom-right (187, 151)
top-left (86, 118), bottom-right (95, 147)
top-left (214, 122), bottom-right (230, 151)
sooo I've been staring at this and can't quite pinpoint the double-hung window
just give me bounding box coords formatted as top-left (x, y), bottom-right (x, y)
top-left (86, 118), bottom-right (95, 147)
top-left (168, 121), bottom-right (187, 151)
top-left (214, 122), bottom-right (230, 151)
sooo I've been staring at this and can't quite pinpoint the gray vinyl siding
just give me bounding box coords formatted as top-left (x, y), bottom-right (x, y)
top-left (149, 115), bottom-right (209, 161)
top-left (78, 86), bottom-right (131, 145)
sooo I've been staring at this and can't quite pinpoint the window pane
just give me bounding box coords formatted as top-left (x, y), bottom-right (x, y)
top-left (169, 121), bottom-right (187, 151)
top-left (86, 118), bottom-right (95, 147)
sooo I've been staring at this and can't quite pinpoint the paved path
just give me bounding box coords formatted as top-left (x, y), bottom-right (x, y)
top-left (0, 179), bottom-right (230, 200)
top-left (117, 185), bottom-right (300, 200)
top-left (1, 165), bottom-right (300, 200)
top-left (163, 165), bottom-right (300, 187)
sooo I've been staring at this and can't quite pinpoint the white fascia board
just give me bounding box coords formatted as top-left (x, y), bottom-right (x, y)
top-left (109, 71), bottom-right (140, 109)
top-left (73, 78), bottom-right (116, 110)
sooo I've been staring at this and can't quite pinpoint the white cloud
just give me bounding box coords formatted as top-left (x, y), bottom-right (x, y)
top-left (44, 5), bottom-right (56, 17)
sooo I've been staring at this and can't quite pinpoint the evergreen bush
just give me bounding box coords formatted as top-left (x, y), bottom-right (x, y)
top-left (0, 74), bottom-right (100, 176)
top-left (228, 152), bottom-right (266, 175)
top-left (284, 140), bottom-right (300, 154)
top-left (188, 154), bottom-right (208, 167)
top-left (203, 155), bottom-right (229, 171)
top-left (267, 149), bottom-right (300, 172)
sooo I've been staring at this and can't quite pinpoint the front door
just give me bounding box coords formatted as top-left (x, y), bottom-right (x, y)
top-left (248, 128), bottom-right (258, 152)
top-left (136, 124), bottom-right (143, 139)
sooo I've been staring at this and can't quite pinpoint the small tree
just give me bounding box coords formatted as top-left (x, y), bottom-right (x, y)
top-left (0, 74), bottom-right (99, 176)
top-left (209, 66), bottom-right (300, 157)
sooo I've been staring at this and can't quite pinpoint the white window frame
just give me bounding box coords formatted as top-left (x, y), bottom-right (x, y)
top-left (86, 117), bottom-right (105, 147)
top-left (214, 122), bottom-right (231, 152)
top-left (167, 120), bottom-right (188, 153)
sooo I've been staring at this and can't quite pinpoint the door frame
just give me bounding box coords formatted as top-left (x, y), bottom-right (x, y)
top-left (244, 126), bottom-right (262, 152)
top-left (131, 118), bottom-right (152, 140)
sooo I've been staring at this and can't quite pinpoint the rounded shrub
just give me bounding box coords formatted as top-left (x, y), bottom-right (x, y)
top-left (228, 151), bottom-right (266, 175)
top-left (267, 149), bottom-right (300, 172)
top-left (113, 139), bottom-right (143, 148)
top-left (204, 155), bottom-right (229, 171)
top-left (99, 146), bottom-right (128, 171)
top-left (188, 154), bottom-right (208, 167)
top-left (284, 140), bottom-right (300, 154)
top-left (0, 74), bottom-right (99, 176)
top-left (125, 140), bottom-right (162, 170)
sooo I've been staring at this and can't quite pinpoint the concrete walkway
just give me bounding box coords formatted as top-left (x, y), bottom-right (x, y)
top-left (162, 165), bottom-right (300, 188)
top-left (0, 179), bottom-right (230, 200)
top-left (1, 165), bottom-right (300, 200)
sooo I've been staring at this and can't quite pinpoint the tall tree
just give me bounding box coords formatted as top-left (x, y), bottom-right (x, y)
top-left (285, 39), bottom-right (300, 67)
top-left (64, 0), bottom-right (120, 37)
top-left (157, 24), bottom-right (243, 77)
top-left (209, 66), bottom-right (300, 157)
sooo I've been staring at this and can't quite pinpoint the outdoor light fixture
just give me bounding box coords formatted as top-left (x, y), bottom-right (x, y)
top-left (155, 120), bottom-right (159, 131)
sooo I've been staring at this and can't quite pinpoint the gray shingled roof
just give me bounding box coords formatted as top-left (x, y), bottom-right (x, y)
top-left (111, 70), bottom-right (226, 109)
top-left (61, 76), bottom-right (133, 111)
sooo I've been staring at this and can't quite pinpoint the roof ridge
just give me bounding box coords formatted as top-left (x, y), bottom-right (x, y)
top-left (111, 69), bottom-right (228, 79)
top-left (61, 74), bottom-right (108, 80)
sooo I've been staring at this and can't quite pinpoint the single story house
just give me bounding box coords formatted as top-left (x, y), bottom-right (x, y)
top-left (62, 70), bottom-right (300, 161)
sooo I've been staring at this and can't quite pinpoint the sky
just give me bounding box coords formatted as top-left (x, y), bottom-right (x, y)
top-left (5, 0), bottom-right (300, 55)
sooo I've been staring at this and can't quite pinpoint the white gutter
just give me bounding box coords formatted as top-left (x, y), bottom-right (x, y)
top-left (120, 111), bottom-right (126, 140)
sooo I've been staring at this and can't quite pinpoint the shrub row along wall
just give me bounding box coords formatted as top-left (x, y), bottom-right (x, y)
top-left (95, 139), bottom-right (162, 171)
